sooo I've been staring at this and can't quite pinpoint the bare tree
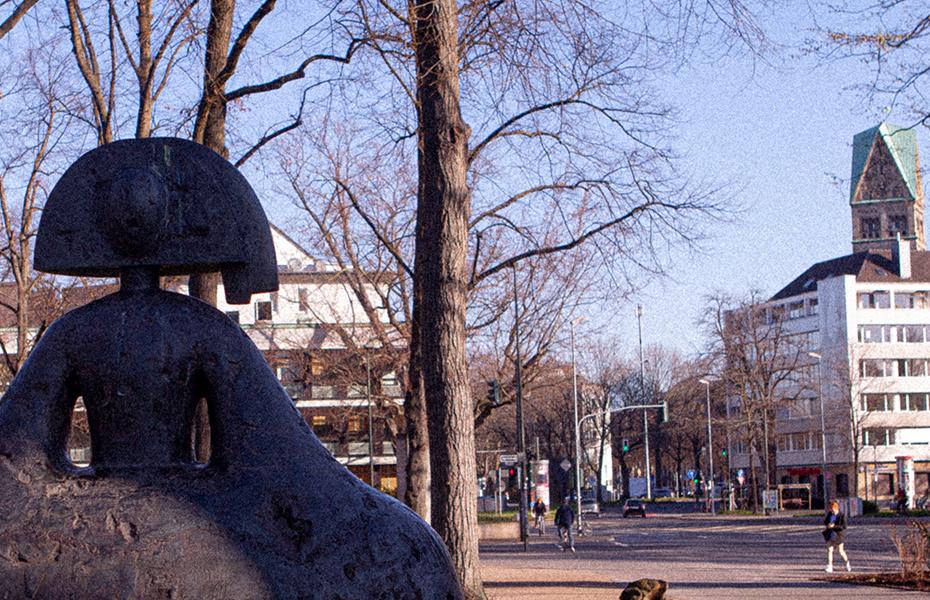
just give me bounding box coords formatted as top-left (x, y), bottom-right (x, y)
top-left (813, 2), bottom-right (930, 125)
top-left (703, 290), bottom-right (809, 511)
top-left (0, 37), bottom-right (83, 378)
top-left (0, 0), bottom-right (40, 41)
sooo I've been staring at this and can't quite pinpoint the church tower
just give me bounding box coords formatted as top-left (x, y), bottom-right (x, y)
top-left (850, 123), bottom-right (925, 252)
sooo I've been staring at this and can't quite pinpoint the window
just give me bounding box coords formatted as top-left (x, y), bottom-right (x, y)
top-left (905, 358), bottom-right (930, 377)
top-left (225, 310), bottom-right (240, 324)
top-left (807, 298), bottom-right (819, 316)
top-left (895, 291), bottom-right (929, 309)
top-left (861, 217), bottom-right (881, 239)
top-left (858, 291), bottom-right (890, 309)
top-left (788, 301), bottom-right (804, 319)
top-left (311, 385), bottom-right (335, 399)
top-left (310, 356), bottom-right (324, 376)
top-left (777, 435), bottom-right (790, 452)
top-left (347, 384), bottom-right (366, 398)
top-left (255, 301), bottom-right (273, 321)
top-left (876, 473), bottom-right (895, 496)
top-left (858, 324), bottom-right (890, 343)
top-left (347, 416), bottom-right (363, 433)
top-left (903, 325), bottom-right (927, 343)
top-left (298, 287), bottom-right (309, 312)
top-left (903, 393), bottom-right (930, 411)
top-left (889, 214), bottom-right (908, 237)
top-left (861, 394), bottom-right (891, 412)
top-left (860, 359), bottom-right (896, 377)
top-left (836, 473), bottom-right (850, 496)
top-left (312, 415), bottom-right (327, 427)
top-left (863, 428), bottom-right (895, 446)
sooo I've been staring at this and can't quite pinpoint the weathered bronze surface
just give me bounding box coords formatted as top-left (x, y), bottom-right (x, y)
top-left (0, 138), bottom-right (460, 598)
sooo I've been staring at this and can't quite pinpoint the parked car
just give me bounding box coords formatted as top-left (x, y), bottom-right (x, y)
top-left (623, 498), bottom-right (647, 518)
top-left (653, 488), bottom-right (673, 499)
top-left (580, 490), bottom-right (600, 516)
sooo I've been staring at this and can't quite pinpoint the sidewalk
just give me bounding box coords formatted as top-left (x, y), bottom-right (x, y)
top-left (478, 515), bottom-right (928, 600)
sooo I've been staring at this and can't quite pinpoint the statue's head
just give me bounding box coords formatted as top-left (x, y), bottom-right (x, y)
top-left (35, 138), bottom-right (278, 304)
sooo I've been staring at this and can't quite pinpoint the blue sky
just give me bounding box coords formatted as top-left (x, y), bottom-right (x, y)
top-left (587, 4), bottom-right (925, 358)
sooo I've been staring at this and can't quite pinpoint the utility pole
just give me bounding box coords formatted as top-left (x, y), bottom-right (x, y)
top-left (636, 304), bottom-right (651, 500)
top-left (513, 267), bottom-right (528, 550)
top-left (366, 352), bottom-right (375, 488)
top-left (699, 377), bottom-right (715, 515)
top-left (571, 316), bottom-right (585, 535)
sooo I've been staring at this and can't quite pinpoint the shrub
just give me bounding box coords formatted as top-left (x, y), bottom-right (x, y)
top-left (862, 500), bottom-right (878, 514)
top-left (890, 520), bottom-right (930, 578)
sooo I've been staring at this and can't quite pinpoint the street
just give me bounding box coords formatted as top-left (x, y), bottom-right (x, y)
top-left (479, 506), bottom-right (928, 599)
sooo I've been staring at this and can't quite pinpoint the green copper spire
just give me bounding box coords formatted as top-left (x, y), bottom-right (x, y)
top-left (850, 122), bottom-right (920, 201)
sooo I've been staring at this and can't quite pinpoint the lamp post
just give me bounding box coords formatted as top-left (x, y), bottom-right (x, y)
top-left (366, 353), bottom-right (375, 488)
top-left (808, 351), bottom-right (829, 505)
top-left (513, 267), bottom-right (528, 549)
top-left (636, 304), bottom-right (651, 500)
top-left (570, 316), bottom-right (586, 534)
top-left (699, 378), bottom-right (716, 514)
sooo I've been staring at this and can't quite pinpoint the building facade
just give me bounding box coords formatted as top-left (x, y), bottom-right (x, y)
top-left (727, 124), bottom-right (930, 505)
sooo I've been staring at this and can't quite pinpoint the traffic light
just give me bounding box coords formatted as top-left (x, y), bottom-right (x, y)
top-left (622, 439), bottom-right (629, 453)
top-left (721, 448), bottom-right (728, 458)
top-left (660, 400), bottom-right (669, 423)
top-left (486, 379), bottom-right (500, 406)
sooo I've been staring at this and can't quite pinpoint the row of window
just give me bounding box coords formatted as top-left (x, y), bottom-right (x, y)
top-left (859, 324), bottom-right (930, 343)
top-left (860, 215), bottom-right (908, 240)
top-left (861, 393), bottom-right (930, 412)
top-left (861, 427), bottom-right (930, 446)
top-left (860, 358), bottom-right (930, 377)
top-left (775, 397), bottom-right (821, 420)
top-left (777, 432), bottom-right (824, 452)
top-left (858, 290), bottom-right (930, 310)
top-left (225, 289), bottom-right (316, 324)
top-left (768, 298), bottom-right (819, 322)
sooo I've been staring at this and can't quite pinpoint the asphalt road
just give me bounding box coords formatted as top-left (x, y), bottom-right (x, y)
top-left (479, 505), bottom-right (929, 599)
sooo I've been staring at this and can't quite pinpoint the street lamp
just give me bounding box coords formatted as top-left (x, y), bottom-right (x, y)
top-left (699, 377), bottom-right (716, 515)
top-left (636, 304), bottom-right (652, 500)
top-left (808, 351), bottom-right (829, 505)
top-left (570, 315), bottom-right (586, 534)
top-left (366, 353), bottom-right (375, 488)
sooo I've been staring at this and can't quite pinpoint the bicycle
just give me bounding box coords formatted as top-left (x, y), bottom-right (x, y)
top-left (577, 514), bottom-right (593, 536)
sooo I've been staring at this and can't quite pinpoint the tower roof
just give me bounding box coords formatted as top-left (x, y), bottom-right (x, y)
top-left (850, 122), bottom-right (920, 201)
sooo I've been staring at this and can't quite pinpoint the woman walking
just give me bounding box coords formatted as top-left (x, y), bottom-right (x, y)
top-left (822, 500), bottom-right (851, 573)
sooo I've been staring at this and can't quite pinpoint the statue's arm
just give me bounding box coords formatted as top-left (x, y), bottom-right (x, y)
top-left (0, 320), bottom-right (76, 471)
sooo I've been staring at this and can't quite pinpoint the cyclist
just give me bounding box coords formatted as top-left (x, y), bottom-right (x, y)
top-left (532, 497), bottom-right (547, 535)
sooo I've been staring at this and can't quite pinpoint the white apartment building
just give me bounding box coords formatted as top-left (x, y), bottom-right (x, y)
top-left (727, 124), bottom-right (930, 505)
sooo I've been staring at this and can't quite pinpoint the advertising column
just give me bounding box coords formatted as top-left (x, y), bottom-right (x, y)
top-left (896, 456), bottom-right (916, 510)
top-left (531, 460), bottom-right (550, 508)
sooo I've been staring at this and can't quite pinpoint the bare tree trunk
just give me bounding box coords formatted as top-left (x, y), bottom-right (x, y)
top-left (412, 0), bottom-right (479, 595)
top-left (404, 313), bottom-right (431, 520)
top-left (0, 0), bottom-right (40, 40)
top-left (188, 0), bottom-right (234, 460)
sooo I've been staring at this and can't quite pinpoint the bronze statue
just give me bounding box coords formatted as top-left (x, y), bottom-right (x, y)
top-left (0, 138), bottom-right (460, 598)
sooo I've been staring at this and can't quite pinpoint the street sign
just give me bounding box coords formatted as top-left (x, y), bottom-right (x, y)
top-left (500, 454), bottom-right (519, 466)
top-left (762, 490), bottom-right (778, 510)
top-left (736, 468), bottom-right (746, 485)
top-left (687, 469), bottom-right (696, 480)
top-left (559, 459), bottom-right (572, 471)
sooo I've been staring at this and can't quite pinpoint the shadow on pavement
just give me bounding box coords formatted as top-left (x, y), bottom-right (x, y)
top-left (484, 581), bottom-right (622, 589)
